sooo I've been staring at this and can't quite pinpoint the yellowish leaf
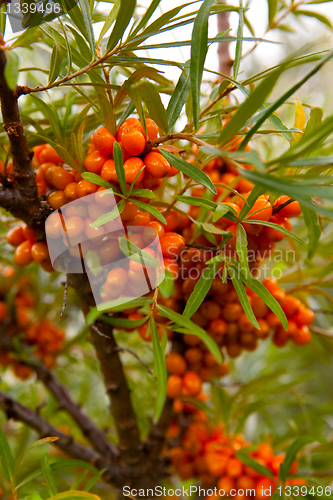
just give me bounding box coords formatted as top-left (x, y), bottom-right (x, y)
top-left (294, 98), bottom-right (306, 141)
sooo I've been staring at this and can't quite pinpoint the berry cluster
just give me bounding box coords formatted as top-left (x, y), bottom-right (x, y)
top-left (6, 223), bottom-right (52, 271)
top-left (167, 413), bottom-right (305, 498)
top-left (0, 265), bottom-right (64, 378)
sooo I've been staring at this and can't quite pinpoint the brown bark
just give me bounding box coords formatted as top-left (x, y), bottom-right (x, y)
top-left (217, 11), bottom-right (232, 77)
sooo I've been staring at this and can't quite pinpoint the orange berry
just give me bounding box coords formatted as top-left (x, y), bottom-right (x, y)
top-left (144, 151), bottom-right (170, 178)
top-left (64, 182), bottom-right (79, 200)
top-left (122, 127), bottom-right (146, 156)
top-left (31, 242), bottom-right (49, 263)
top-left (92, 127), bottom-right (116, 156)
top-left (106, 267), bottom-right (128, 291)
top-left (243, 198), bottom-right (273, 234)
top-left (200, 301), bottom-right (221, 320)
top-left (50, 167), bottom-right (75, 190)
top-left (226, 457), bottom-right (244, 477)
top-left (143, 222), bottom-right (165, 243)
top-left (116, 118), bottom-right (145, 142)
top-left (184, 347), bottom-right (203, 364)
top-left (48, 190), bottom-right (67, 209)
top-left (39, 145), bottom-right (63, 165)
top-left (128, 211), bottom-right (151, 226)
top-left (182, 371), bottom-right (202, 396)
top-left (293, 325), bottom-right (311, 345)
top-left (14, 240), bottom-right (33, 266)
top-left (123, 157), bottom-right (145, 185)
top-left (222, 302), bottom-right (242, 322)
top-left (163, 258), bottom-right (180, 280)
top-left (6, 226), bottom-right (25, 247)
top-left (217, 476), bottom-right (235, 495)
top-left (146, 118), bottom-right (159, 140)
top-left (210, 318), bottom-right (227, 335)
top-left (160, 232), bottom-right (185, 259)
top-left (129, 247), bottom-right (156, 273)
top-left (275, 196), bottom-right (302, 218)
top-left (166, 353), bottom-right (187, 375)
top-left (33, 144), bottom-right (47, 165)
top-left (161, 210), bottom-right (179, 232)
top-left (167, 374), bottom-right (183, 399)
top-left (282, 296), bottom-right (301, 317)
top-left (83, 150), bottom-right (108, 174)
top-left (22, 224), bottom-right (37, 242)
top-left (77, 180), bottom-right (97, 198)
top-left (142, 172), bottom-right (163, 190)
top-left (256, 479), bottom-right (276, 500)
top-left (121, 201), bottom-right (138, 222)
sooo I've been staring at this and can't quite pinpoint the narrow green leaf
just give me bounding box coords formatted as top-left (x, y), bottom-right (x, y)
top-left (98, 93), bottom-right (117, 137)
top-left (4, 50), bottom-right (19, 90)
top-left (128, 198), bottom-right (167, 225)
top-left (130, 189), bottom-right (155, 199)
top-left (236, 224), bottom-right (251, 279)
top-left (25, 437), bottom-right (59, 453)
top-left (301, 205), bottom-right (321, 260)
top-left (0, 428), bottom-right (15, 482)
top-left (131, 0), bottom-right (162, 36)
top-left (136, 81), bottom-right (169, 134)
top-left (159, 269), bottom-right (175, 299)
top-left (244, 220), bottom-right (307, 247)
top-left (41, 454), bottom-right (58, 496)
top-left (295, 9), bottom-right (332, 28)
top-left (183, 262), bottom-right (220, 318)
top-left (159, 149), bottom-right (217, 194)
top-left (239, 185), bottom-right (266, 219)
top-left (66, 24), bottom-right (91, 63)
top-left (48, 42), bottom-right (62, 84)
top-left (118, 237), bottom-right (159, 267)
top-left (228, 265), bottom-right (260, 329)
top-left (113, 141), bottom-right (127, 195)
top-left (176, 195), bottom-right (217, 211)
top-left (101, 314), bottom-right (149, 328)
top-left (233, 0), bottom-right (244, 79)
top-left (167, 61), bottom-right (191, 128)
top-left (48, 492), bottom-right (100, 500)
top-left (236, 450), bottom-right (274, 478)
top-left (78, 0), bottom-right (96, 54)
top-left (83, 469), bottom-right (107, 492)
top-left (107, 0), bottom-right (136, 51)
top-left (97, 0), bottom-right (120, 46)
top-left (279, 437), bottom-right (325, 483)
top-left (190, 0), bottom-right (215, 129)
top-left (157, 305), bottom-right (222, 363)
top-left (150, 317), bottom-right (167, 422)
top-left (91, 199), bottom-right (125, 228)
top-left (81, 172), bottom-right (120, 193)
top-left (267, 0), bottom-right (277, 25)
top-left (212, 205), bottom-right (229, 223)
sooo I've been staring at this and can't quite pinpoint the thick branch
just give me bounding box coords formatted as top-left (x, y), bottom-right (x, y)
top-left (0, 390), bottom-right (124, 485)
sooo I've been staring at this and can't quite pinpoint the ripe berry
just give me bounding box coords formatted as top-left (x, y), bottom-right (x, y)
top-left (293, 325), bottom-right (311, 345)
top-left (146, 118), bottom-right (159, 140)
top-left (182, 371), bottom-right (202, 396)
top-left (64, 182), bottom-right (79, 201)
top-left (142, 172), bottom-right (163, 191)
top-left (48, 190), bottom-right (67, 209)
top-left (83, 151), bottom-right (108, 174)
top-left (92, 127), bottom-right (116, 156)
top-left (122, 127), bottom-right (146, 156)
top-left (144, 151), bottom-right (171, 178)
top-left (105, 268), bottom-right (128, 294)
top-left (6, 226), bottom-right (25, 247)
top-left (116, 118), bottom-right (145, 142)
top-left (77, 180), bottom-right (97, 198)
top-left (143, 222), bottom-right (165, 243)
top-left (14, 240), bottom-right (33, 267)
top-left (166, 353), bottom-right (187, 375)
top-left (167, 374), bottom-right (183, 399)
top-left (50, 167), bottom-right (75, 190)
top-left (210, 318), bottom-right (227, 335)
top-left (275, 196), bottom-right (302, 218)
top-left (31, 242), bottom-right (49, 263)
top-left (160, 232), bottom-right (185, 258)
top-left (39, 145), bottom-right (63, 165)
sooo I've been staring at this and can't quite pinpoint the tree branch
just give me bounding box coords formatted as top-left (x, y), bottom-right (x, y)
top-left (0, 390), bottom-right (124, 485)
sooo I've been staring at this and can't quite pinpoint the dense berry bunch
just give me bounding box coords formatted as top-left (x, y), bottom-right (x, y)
top-left (0, 265), bottom-right (64, 378)
top-left (167, 413), bottom-right (304, 499)
top-left (6, 223), bottom-right (52, 271)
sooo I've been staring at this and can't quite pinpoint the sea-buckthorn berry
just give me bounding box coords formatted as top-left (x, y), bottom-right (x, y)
top-left (275, 196), bottom-right (302, 218)
top-left (100, 159), bottom-right (116, 183)
top-left (6, 226), bottom-right (25, 247)
top-left (166, 353), bottom-right (187, 375)
top-left (293, 307), bottom-right (315, 326)
top-left (142, 172), bottom-right (163, 190)
top-left (160, 232), bottom-right (185, 258)
top-left (272, 328), bottom-right (289, 347)
top-left (266, 311), bottom-right (281, 328)
top-left (254, 443), bottom-right (274, 462)
top-left (50, 167), bottom-right (75, 190)
top-left (217, 476), bottom-right (235, 494)
top-left (64, 182), bottom-right (79, 201)
top-left (39, 145), bottom-right (63, 165)
top-left (116, 118), bottom-right (145, 142)
top-left (222, 302), bottom-right (242, 322)
top-left (31, 242), bottom-right (49, 263)
top-left (120, 201), bottom-right (138, 222)
top-left (226, 457), bottom-right (244, 477)
top-left (184, 347), bottom-right (203, 364)
top-left (210, 318), bottom-right (228, 336)
top-left (122, 127), bottom-right (147, 156)
top-left (33, 144), bottom-right (47, 165)
top-left (251, 296), bottom-right (269, 318)
top-left (146, 118), bottom-right (159, 141)
top-left (163, 259), bottom-right (180, 280)
top-left (293, 325), bottom-right (311, 345)
top-left (144, 151), bottom-right (171, 178)
top-left (143, 222), bottom-right (165, 243)
top-left (127, 211), bottom-right (151, 226)
top-left (92, 127), bottom-right (116, 156)
top-left (256, 479), bottom-right (276, 500)
top-left (224, 224), bottom-right (237, 251)
top-left (22, 224), bottom-right (37, 242)
top-left (238, 313), bottom-right (255, 333)
top-left (97, 237), bottom-right (122, 265)
top-left (95, 186), bottom-right (116, 207)
top-left (14, 240), bottom-right (33, 267)
top-left (77, 179), bottom-right (97, 198)
top-left (263, 277), bottom-right (279, 293)
top-left (160, 210), bottom-right (179, 232)
top-left (0, 160), bottom-right (15, 180)
top-left (123, 157), bottom-right (145, 185)
top-left (254, 319), bottom-right (270, 339)
top-left (38, 162), bottom-right (55, 183)
top-left (243, 198), bottom-right (273, 234)
top-left (129, 248), bottom-right (156, 273)
top-left (227, 343), bottom-right (242, 358)
top-left (236, 178), bottom-right (255, 193)
top-left (200, 301), bottom-right (221, 320)
top-left (167, 375), bottom-right (183, 398)
top-left (44, 165), bottom-right (57, 185)
top-left (215, 203), bottom-right (241, 227)
top-left (83, 150), bottom-right (108, 174)
top-left (182, 371), bottom-right (202, 396)
top-left (167, 164), bottom-right (179, 177)
top-left (45, 213), bottom-right (63, 239)
top-left (64, 216), bottom-right (85, 239)
top-left (282, 296), bottom-right (301, 317)
top-left (48, 190), bottom-right (67, 209)
top-left (84, 217), bottom-right (105, 242)
top-left (264, 216), bottom-right (287, 242)
top-left (106, 267), bottom-right (128, 292)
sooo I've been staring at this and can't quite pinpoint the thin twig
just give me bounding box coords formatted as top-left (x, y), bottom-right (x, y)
top-left (116, 347), bottom-right (153, 376)
top-left (59, 275), bottom-right (68, 322)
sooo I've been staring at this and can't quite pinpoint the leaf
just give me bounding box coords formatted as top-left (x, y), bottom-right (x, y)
top-left (236, 450), bottom-right (274, 478)
top-left (167, 61), bottom-right (191, 128)
top-left (190, 0), bottom-right (215, 129)
top-left (113, 141), bottom-right (127, 195)
top-left (128, 198), bottom-right (167, 224)
top-left (159, 269), bottom-right (175, 299)
top-left (150, 317), bottom-right (167, 422)
top-left (25, 437), bottom-right (59, 453)
top-left (183, 261), bottom-right (220, 318)
top-left (81, 172), bottom-right (120, 192)
top-left (48, 492), bottom-right (101, 500)
top-left (244, 220), bottom-right (307, 247)
top-left (41, 454), bottom-right (58, 496)
top-left (86, 298), bottom-right (153, 324)
top-left (267, 0), bottom-right (277, 25)
top-left (233, 0), bottom-right (244, 79)
top-left (97, 0), bottom-right (120, 46)
top-left (83, 469), bottom-right (107, 492)
top-left (236, 224), bottom-right (251, 279)
top-left (78, 0), bottom-right (96, 54)
top-left (4, 50), bottom-right (19, 90)
top-left (48, 42), bottom-right (63, 84)
top-left (131, 0), bottom-right (163, 36)
top-left (279, 437), bottom-right (325, 483)
top-left (301, 205), bottom-right (321, 261)
top-left (227, 265), bottom-right (260, 329)
top-left (293, 98), bottom-right (306, 141)
top-left (91, 199), bottom-right (125, 228)
top-left (98, 93), bottom-right (117, 137)
top-left (239, 185), bottom-right (266, 219)
top-left (212, 204), bottom-right (229, 223)
top-left (118, 237), bottom-right (159, 267)
top-left (136, 81), bottom-right (169, 134)
top-left (107, 0), bottom-right (136, 51)
top-left (176, 195), bottom-right (217, 211)
top-left (295, 9), bottom-right (333, 28)
top-left (159, 149), bottom-right (217, 194)
top-left (157, 305), bottom-right (222, 363)
top-left (101, 314), bottom-right (149, 328)
top-left (0, 428), bottom-right (15, 482)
